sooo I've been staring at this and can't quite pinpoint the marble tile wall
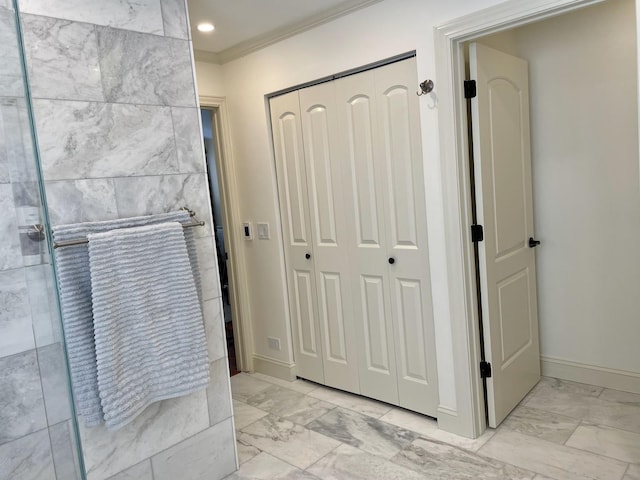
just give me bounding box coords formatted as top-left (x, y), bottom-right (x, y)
top-left (10, 0), bottom-right (236, 478)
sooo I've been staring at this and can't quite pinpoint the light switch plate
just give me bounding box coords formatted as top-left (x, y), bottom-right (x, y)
top-left (257, 222), bottom-right (270, 240)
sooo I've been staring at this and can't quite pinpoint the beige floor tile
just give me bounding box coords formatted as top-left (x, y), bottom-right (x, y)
top-left (479, 429), bottom-right (628, 480)
top-left (566, 424), bottom-right (640, 464)
top-left (624, 464), bottom-right (640, 480)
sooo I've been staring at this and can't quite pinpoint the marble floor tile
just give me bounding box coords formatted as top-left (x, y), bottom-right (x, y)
top-left (599, 389), bottom-right (640, 406)
top-left (380, 407), bottom-right (495, 452)
top-left (246, 385), bottom-right (335, 426)
top-left (393, 436), bottom-right (535, 479)
top-left (478, 429), bottom-right (628, 480)
top-left (501, 405), bottom-right (580, 444)
top-left (237, 415), bottom-right (340, 470)
top-left (566, 424), bottom-right (640, 464)
top-left (307, 407), bottom-right (418, 459)
top-left (624, 464), bottom-right (640, 480)
top-left (307, 385), bottom-right (392, 418)
top-left (307, 443), bottom-right (426, 480)
top-left (106, 460), bottom-right (152, 480)
top-left (0, 428), bottom-right (55, 480)
top-left (233, 400), bottom-right (269, 431)
top-left (528, 377), bottom-right (603, 399)
top-left (230, 374), bottom-right (273, 403)
top-left (236, 439), bottom-right (260, 466)
top-left (251, 372), bottom-right (319, 395)
top-left (226, 452), bottom-right (320, 480)
top-left (0, 350), bottom-right (47, 445)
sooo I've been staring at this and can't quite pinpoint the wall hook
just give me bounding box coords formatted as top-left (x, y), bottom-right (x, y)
top-left (417, 79), bottom-right (434, 96)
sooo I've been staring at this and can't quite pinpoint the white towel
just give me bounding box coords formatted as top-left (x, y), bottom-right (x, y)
top-left (52, 211), bottom-right (199, 426)
top-left (87, 222), bottom-right (209, 430)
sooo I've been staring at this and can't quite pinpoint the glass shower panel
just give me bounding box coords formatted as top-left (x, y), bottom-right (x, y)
top-left (0, 1), bottom-right (84, 479)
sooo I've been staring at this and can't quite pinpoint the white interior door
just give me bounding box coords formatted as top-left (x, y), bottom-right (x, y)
top-left (469, 43), bottom-right (541, 427)
top-left (270, 91), bottom-right (324, 384)
top-left (298, 82), bottom-right (360, 392)
top-left (374, 59), bottom-right (438, 416)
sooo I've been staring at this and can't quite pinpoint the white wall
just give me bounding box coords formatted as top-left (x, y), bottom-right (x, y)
top-left (516, 0), bottom-right (640, 375)
top-left (195, 61), bottom-right (225, 97)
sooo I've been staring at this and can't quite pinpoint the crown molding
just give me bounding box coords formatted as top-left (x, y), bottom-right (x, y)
top-left (194, 0), bottom-right (383, 65)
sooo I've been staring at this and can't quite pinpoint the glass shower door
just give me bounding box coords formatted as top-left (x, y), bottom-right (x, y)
top-left (0, 1), bottom-right (85, 478)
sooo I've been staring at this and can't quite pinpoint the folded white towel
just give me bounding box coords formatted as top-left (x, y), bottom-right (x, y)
top-left (88, 222), bottom-right (209, 430)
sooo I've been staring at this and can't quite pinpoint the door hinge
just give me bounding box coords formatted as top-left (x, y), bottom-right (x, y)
top-left (464, 80), bottom-right (477, 99)
top-left (471, 224), bottom-right (484, 243)
top-left (480, 361), bottom-right (492, 378)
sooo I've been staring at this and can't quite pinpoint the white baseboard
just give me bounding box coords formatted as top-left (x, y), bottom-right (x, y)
top-left (541, 356), bottom-right (640, 394)
top-left (252, 354), bottom-right (296, 381)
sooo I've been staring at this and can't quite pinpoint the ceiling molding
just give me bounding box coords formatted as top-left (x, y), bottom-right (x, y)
top-left (196, 0), bottom-right (383, 65)
top-left (193, 49), bottom-right (221, 64)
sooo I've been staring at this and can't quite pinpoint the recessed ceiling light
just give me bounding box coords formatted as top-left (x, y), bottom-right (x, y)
top-left (197, 22), bottom-right (215, 33)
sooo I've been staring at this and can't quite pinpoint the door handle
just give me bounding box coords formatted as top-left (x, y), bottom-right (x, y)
top-left (305, 253), bottom-right (311, 259)
top-left (388, 257), bottom-right (396, 265)
top-left (528, 237), bottom-right (541, 248)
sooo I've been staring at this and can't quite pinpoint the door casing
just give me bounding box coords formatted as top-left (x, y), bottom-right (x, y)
top-left (434, 0), bottom-right (617, 438)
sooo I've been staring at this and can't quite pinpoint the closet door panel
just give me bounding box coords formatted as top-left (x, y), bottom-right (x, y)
top-left (335, 71), bottom-right (399, 405)
top-left (270, 92), bottom-right (324, 384)
top-left (300, 83), bottom-right (359, 391)
top-left (374, 58), bottom-right (438, 415)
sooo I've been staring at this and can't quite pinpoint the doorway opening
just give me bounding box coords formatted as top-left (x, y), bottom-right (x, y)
top-left (201, 107), bottom-right (239, 376)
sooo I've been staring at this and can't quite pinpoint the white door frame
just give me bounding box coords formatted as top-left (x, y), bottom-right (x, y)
top-left (433, 0), bottom-right (616, 438)
top-left (200, 95), bottom-right (254, 372)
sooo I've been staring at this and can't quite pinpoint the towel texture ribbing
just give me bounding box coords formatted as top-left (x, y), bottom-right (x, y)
top-left (52, 211), bottom-right (200, 427)
top-left (87, 222), bottom-right (208, 429)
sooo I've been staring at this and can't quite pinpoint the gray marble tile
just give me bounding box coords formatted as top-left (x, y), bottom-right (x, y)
top-left (80, 390), bottom-right (209, 480)
top-left (599, 389), bottom-right (640, 406)
top-left (172, 107), bottom-right (205, 173)
top-left (11, 181), bottom-right (39, 207)
top-left (26, 263), bottom-right (62, 348)
top-left (233, 400), bottom-right (269, 431)
top-left (0, 7), bottom-right (23, 98)
top-left (308, 443), bottom-right (425, 480)
top-left (250, 373), bottom-right (319, 395)
top-left (307, 385), bottom-right (392, 418)
top-left (38, 343), bottom-right (72, 425)
top-left (0, 428), bottom-right (55, 480)
top-left (237, 415), bottom-right (340, 470)
top-left (46, 179), bottom-right (119, 225)
top-left (526, 385), bottom-right (640, 434)
top-left (307, 407), bottom-right (418, 459)
top-left (393, 436), bottom-right (535, 480)
top-left (113, 173), bottom-right (211, 237)
top-left (161, 0), bottom-right (189, 39)
top-left (247, 385), bottom-right (335, 426)
top-left (19, 0), bottom-right (164, 35)
top-left (566, 423), bottom-right (640, 464)
top-left (230, 373), bottom-right (273, 403)
top-left (0, 184), bottom-right (23, 270)
top-left (624, 464), bottom-right (640, 480)
top-left (478, 429), bottom-right (628, 480)
top-left (380, 407), bottom-right (495, 452)
top-left (106, 460), bottom-right (152, 480)
top-left (1, 97), bottom-right (36, 184)
top-left (530, 377), bottom-right (603, 398)
top-left (97, 27), bottom-right (195, 107)
top-left (0, 267), bottom-right (33, 357)
top-left (0, 350), bottom-right (47, 445)
top-left (236, 439), bottom-right (260, 466)
top-left (228, 452), bottom-right (320, 480)
top-left (152, 417), bottom-right (236, 480)
top-left (195, 235), bottom-right (221, 301)
top-left (208, 356), bottom-right (233, 426)
top-left (21, 14), bottom-right (104, 101)
top-left (502, 405), bottom-right (580, 444)
top-left (50, 420), bottom-right (82, 480)
top-left (204, 297), bottom-right (226, 362)
top-left (34, 99), bottom-right (178, 181)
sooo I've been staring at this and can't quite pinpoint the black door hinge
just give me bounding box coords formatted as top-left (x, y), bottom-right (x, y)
top-left (464, 80), bottom-right (477, 99)
top-left (471, 224), bottom-right (484, 243)
top-left (480, 361), bottom-right (492, 378)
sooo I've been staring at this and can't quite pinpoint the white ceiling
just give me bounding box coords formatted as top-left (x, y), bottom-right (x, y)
top-left (187, 0), bottom-right (380, 63)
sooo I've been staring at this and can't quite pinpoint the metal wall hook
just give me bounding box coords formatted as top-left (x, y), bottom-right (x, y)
top-left (417, 79), bottom-right (434, 96)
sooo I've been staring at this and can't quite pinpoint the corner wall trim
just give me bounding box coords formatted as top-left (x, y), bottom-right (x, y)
top-left (541, 356), bottom-right (640, 394)
top-left (252, 354), bottom-right (297, 381)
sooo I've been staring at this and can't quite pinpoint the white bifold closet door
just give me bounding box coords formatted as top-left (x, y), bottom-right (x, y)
top-left (271, 57), bottom-right (438, 416)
